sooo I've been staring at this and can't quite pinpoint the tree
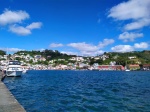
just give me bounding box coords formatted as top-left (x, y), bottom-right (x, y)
top-left (115, 57), bottom-right (127, 66)
top-left (8, 54), bottom-right (12, 60)
top-left (89, 58), bottom-right (95, 65)
top-left (0, 50), bottom-right (6, 55)
top-left (15, 57), bottom-right (21, 61)
top-left (96, 59), bottom-right (103, 65)
top-left (29, 59), bottom-right (33, 64)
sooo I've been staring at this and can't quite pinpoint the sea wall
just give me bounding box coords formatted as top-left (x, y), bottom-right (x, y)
top-left (0, 71), bottom-right (26, 112)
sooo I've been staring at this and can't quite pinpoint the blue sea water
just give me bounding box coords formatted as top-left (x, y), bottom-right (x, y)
top-left (4, 70), bottom-right (150, 112)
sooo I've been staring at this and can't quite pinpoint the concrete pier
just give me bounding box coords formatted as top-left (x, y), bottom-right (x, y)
top-left (0, 71), bottom-right (26, 112)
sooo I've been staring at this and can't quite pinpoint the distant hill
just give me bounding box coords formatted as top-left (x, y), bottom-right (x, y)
top-left (106, 50), bottom-right (150, 65)
top-left (14, 49), bottom-right (76, 60)
top-left (1, 49), bottom-right (150, 65)
top-left (0, 50), bottom-right (6, 55)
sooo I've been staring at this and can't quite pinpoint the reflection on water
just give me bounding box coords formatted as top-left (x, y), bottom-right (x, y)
top-left (4, 70), bottom-right (150, 112)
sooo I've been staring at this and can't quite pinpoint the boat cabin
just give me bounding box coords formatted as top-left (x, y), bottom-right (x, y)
top-left (8, 61), bottom-right (21, 65)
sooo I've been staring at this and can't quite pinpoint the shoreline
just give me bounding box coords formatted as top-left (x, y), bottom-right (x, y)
top-left (0, 71), bottom-right (26, 112)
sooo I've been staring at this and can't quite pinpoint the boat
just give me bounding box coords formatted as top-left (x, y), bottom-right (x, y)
top-left (125, 69), bottom-right (130, 71)
top-left (6, 60), bottom-right (23, 77)
top-left (22, 68), bottom-right (28, 74)
top-left (124, 61), bottom-right (130, 71)
top-left (125, 66), bottom-right (130, 71)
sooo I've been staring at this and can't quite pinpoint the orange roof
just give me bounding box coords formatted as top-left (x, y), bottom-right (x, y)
top-left (129, 64), bottom-right (139, 67)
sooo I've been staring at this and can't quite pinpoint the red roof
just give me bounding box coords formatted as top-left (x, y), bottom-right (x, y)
top-left (143, 64), bottom-right (150, 67)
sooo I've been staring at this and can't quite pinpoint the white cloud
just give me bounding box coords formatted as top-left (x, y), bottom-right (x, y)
top-left (49, 43), bottom-right (63, 48)
top-left (9, 22), bottom-right (42, 36)
top-left (38, 48), bottom-right (45, 52)
top-left (108, 0), bottom-right (150, 20)
top-left (119, 32), bottom-right (143, 42)
top-left (108, 0), bottom-right (150, 30)
top-left (61, 51), bottom-right (78, 55)
top-left (0, 47), bottom-right (24, 52)
top-left (9, 25), bottom-right (31, 36)
top-left (67, 42), bottom-right (99, 56)
top-left (111, 45), bottom-right (134, 52)
top-left (0, 9), bottom-right (42, 36)
top-left (81, 50), bottom-right (104, 56)
top-left (124, 18), bottom-right (150, 30)
top-left (134, 42), bottom-right (149, 49)
top-left (0, 9), bottom-right (29, 25)
top-left (98, 39), bottom-right (114, 48)
top-left (26, 22), bottom-right (42, 30)
top-left (67, 39), bottom-right (114, 56)
top-left (111, 42), bottom-right (149, 52)
top-left (67, 42), bottom-right (105, 56)
top-left (67, 42), bottom-right (99, 52)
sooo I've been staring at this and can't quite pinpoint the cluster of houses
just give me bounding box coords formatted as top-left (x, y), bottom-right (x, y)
top-left (0, 54), bottom-right (150, 71)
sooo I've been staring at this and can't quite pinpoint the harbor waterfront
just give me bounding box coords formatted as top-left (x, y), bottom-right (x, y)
top-left (0, 71), bottom-right (26, 112)
top-left (1, 0), bottom-right (150, 111)
top-left (3, 70), bottom-right (150, 112)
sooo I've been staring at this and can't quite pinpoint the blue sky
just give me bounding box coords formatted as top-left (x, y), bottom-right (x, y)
top-left (0, 0), bottom-right (150, 56)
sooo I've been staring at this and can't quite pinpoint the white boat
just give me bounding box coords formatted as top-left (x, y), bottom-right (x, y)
top-left (125, 65), bottom-right (130, 71)
top-left (22, 68), bottom-right (28, 74)
top-left (125, 69), bottom-right (130, 71)
top-left (6, 61), bottom-right (23, 77)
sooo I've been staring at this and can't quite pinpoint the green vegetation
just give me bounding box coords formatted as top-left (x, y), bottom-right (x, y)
top-left (89, 58), bottom-right (103, 65)
top-left (15, 49), bottom-right (75, 60)
top-left (106, 51), bottom-right (150, 65)
top-left (1, 50), bottom-right (150, 66)
top-left (89, 51), bottom-right (150, 66)
top-left (0, 50), bottom-right (6, 55)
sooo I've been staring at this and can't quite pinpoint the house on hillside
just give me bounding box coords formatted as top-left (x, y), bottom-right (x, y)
top-left (34, 55), bottom-right (41, 60)
top-left (129, 64), bottom-right (140, 70)
top-left (78, 63), bottom-right (89, 69)
top-left (99, 55), bottom-right (109, 61)
top-left (0, 55), bottom-right (3, 59)
top-left (3, 55), bottom-right (8, 60)
top-left (34, 55), bottom-right (46, 62)
top-left (94, 57), bottom-right (100, 60)
top-left (98, 65), bottom-right (124, 71)
top-left (69, 56), bottom-right (84, 62)
top-left (143, 64), bottom-right (150, 70)
top-left (128, 56), bottom-right (136, 59)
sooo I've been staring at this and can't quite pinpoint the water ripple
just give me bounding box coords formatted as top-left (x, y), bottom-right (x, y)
top-left (4, 70), bottom-right (150, 112)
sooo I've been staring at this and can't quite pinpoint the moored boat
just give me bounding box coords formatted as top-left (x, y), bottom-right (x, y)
top-left (6, 60), bottom-right (23, 77)
top-left (125, 69), bottom-right (130, 71)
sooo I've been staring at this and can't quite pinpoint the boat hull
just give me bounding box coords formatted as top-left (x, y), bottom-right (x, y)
top-left (125, 69), bottom-right (130, 71)
top-left (6, 71), bottom-right (22, 77)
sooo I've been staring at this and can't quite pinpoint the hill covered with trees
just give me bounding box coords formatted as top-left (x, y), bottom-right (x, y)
top-left (0, 49), bottom-right (150, 66)
top-left (0, 50), bottom-right (6, 55)
top-left (104, 50), bottom-right (150, 65)
top-left (15, 49), bottom-right (76, 60)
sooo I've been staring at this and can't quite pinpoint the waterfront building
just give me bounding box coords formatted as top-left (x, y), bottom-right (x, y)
top-left (98, 65), bottom-right (124, 71)
top-left (143, 64), bottom-right (150, 70)
top-left (129, 64), bottom-right (140, 70)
